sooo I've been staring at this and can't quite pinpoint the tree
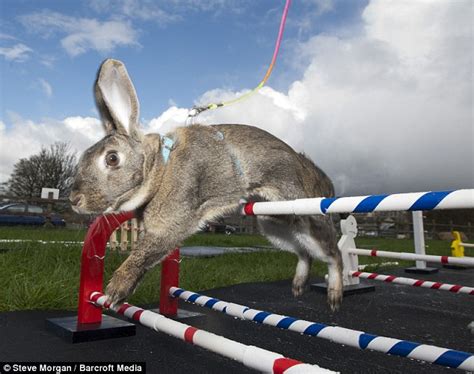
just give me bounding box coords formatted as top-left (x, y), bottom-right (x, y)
top-left (6, 142), bottom-right (77, 198)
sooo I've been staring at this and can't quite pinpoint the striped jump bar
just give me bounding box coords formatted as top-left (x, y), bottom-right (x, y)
top-left (242, 189), bottom-right (474, 216)
top-left (90, 292), bottom-right (335, 374)
top-left (170, 287), bottom-right (474, 371)
top-left (350, 271), bottom-right (474, 295)
top-left (349, 248), bottom-right (474, 267)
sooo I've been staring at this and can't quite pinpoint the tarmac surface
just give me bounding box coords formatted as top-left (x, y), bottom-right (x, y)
top-left (180, 245), bottom-right (269, 257)
top-left (1, 266), bottom-right (473, 374)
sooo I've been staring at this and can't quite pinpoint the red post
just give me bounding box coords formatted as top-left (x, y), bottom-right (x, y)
top-left (159, 248), bottom-right (180, 317)
top-left (77, 211), bottom-right (135, 324)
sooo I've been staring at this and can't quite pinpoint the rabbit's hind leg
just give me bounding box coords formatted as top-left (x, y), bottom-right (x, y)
top-left (258, 215), bottom-right (343, 311)
top-left (257, 216), bottom-right (313, 297)
top-left (295, 215), bottom-right (343, 311)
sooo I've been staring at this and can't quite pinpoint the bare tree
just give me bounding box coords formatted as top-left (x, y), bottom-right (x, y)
top-left (6, 142), bottom-right (77, 198)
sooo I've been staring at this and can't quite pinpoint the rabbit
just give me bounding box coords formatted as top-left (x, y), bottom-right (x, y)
top-left (70, 59), bottom-right (343, 311)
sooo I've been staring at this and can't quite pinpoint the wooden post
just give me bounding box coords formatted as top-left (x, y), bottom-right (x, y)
top-left (131, 219), bottom-right (138, 250)
top-left (120, 221), bottom-right (129, 251)
top-left (110, 230), bottom-right (118, 251)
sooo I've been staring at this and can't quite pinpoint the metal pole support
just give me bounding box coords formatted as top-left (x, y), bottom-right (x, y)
top-left (405, 211), bottom-right (438, 274)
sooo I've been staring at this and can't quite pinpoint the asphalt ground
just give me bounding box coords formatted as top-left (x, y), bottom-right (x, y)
top-left (1, 266), bottom-right (473, 374)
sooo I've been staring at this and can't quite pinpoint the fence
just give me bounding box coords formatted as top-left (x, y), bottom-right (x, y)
top-left (356, 219), bottom-right (474, 239)
top-left (109, 218), bottom-right (142, 251)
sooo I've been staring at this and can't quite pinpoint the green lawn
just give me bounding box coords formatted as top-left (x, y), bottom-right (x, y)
top-left (0, 226), bottom-right (453, 312)
top-left (0, 226), bottom-right (88, 242)
top-left (0, 226), bottom-right (269, 248)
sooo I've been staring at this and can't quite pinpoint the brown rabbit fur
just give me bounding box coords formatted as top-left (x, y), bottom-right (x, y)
top-left (70, 59), bottom-right (343, 310)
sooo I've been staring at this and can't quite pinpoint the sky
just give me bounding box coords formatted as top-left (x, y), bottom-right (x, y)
top-left (0, 0), bottom-right (472, 196)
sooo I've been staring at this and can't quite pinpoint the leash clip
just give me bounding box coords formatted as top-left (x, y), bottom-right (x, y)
top-left (188, 105), bottom-right (208, 118)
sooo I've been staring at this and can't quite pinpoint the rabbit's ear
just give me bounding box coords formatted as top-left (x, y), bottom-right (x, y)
top-left (95, 59), bottom-right (141, 140)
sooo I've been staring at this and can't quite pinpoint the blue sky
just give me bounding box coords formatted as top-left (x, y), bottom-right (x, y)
top-left (0, 0), bottom-right (472, 195)
top-left (1, 0), bottom-right (367, 122)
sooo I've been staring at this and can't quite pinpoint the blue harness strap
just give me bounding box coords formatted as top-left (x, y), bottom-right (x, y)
top-left (161, 136), bottom-right (174, 163)
top-left (211, 129), bottom-right (244, 177)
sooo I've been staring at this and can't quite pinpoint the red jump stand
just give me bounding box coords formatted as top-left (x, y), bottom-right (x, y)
top-left (46, 212), bottom-right (199, 343)
top-left (153, 248), bottom-right (202, 319)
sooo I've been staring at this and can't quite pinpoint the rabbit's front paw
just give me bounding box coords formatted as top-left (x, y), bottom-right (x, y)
top-left (105, 268), bottom-right (138, 306)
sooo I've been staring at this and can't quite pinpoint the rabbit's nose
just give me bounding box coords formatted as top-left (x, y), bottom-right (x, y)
top-left (69, 193), bottom-right (84, 207)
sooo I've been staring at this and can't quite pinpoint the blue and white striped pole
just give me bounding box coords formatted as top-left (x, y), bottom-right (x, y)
top-left (242, 189), bottom-right (474, 216)
top-left (170, 287), bottom-right (474, 371)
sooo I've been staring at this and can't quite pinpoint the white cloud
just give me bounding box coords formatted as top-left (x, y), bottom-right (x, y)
top-left (148, 106), bottom-right (188, 134)
top-left (19, 11), bottom-right (139, 56)
top-left (304, 0), bottom-right (335, 16)
top-left (0, 114), bottom-right (101, 182)
top-left (38, 78), bottom-right (53, 98)
top-left (291, 0), bottom-right (339, 39)
top-left (88, 0), bottom-right (248, 25)
top-left (90, 0), bottom-right (180, 24)
top-left (0, 33), bottom-right (17, 40)
top-left (166, 0), bottom-right (241, 13)
top-left (146, 0), bottom-right (473, 195)
top-left (39, 55), bottom-right (56, 68)
top-left (0, 43), bottom-right (33, 62)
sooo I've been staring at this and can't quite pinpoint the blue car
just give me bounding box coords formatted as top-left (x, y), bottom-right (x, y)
top-left (0, 203), bottom-right (66, 226)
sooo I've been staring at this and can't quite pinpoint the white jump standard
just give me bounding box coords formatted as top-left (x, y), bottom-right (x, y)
top-left (330, 215), bottom-right (474, 293)
top-left (170, 287), bottom-right (474, 371)
top-left (90, 292), bottom-right (335, 374)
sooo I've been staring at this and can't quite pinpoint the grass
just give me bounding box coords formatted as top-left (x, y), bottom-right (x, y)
top-left (0, 226), bottom-right (269, 249)
top-left (0, 246), bottom-right (306, 312)
top-left (0, 226), bottom-right (453, 312)
top-left (0, 226), bottom-right (88, 242)
top-left (352, 237), bottom-right (451, 270)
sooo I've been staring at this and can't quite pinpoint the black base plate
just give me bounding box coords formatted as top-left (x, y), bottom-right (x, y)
top-left (150, 308), bottom-right (205, 320)
top-left (46, 314), bottom-right (136, 344)
top-left (405, 266), bottom-right (439, 274)
top-left (311, 282), bottom-right (375, 296)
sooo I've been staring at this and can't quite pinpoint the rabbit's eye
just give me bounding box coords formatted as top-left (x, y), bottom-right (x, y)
top-left (105, 152), bottom-right (120, 167)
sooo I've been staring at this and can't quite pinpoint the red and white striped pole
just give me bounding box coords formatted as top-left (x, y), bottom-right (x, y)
top-left (351, 271), bottom-right (474, 295)
top-left (91, 292), bottom-right (335, 374)
top-left (348, 248), bottom-right (474, 267)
